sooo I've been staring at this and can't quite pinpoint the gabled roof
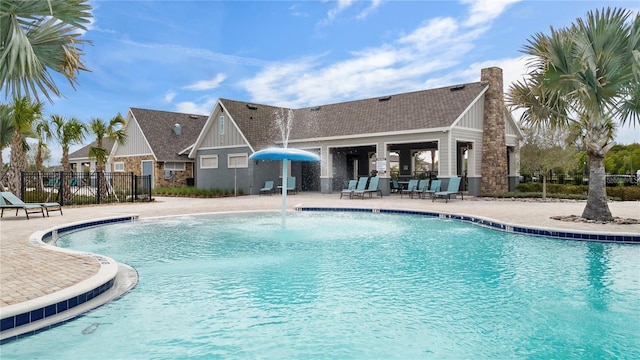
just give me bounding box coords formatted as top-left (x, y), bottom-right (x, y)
top-left (220, 81), bottom-right (488, 148)
top-left (69, 138), bottom-right (116, 160)
top-left (129, 108), bottom-right (208, 161)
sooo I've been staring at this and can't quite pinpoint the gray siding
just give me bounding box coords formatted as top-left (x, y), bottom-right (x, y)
top-left (455, 99), bottom-right (484, 130)
top-left (199, 109), bottom-right (248, 149)
top-left (114, 118), bottom-right (153, 157)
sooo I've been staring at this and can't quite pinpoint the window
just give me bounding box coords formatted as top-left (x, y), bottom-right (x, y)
top-left (164, 162), bottom-right (185, 171)
top-left (200, 155), bottom-right (218, 169)
top-left (228, 153), bottom-right (248, 168)
top-left (114, 162), bottom-right (125, 172)
top-left (219, 115), bottom-right (225, 135)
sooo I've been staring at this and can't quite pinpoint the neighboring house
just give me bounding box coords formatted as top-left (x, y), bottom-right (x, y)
top-left (110, 108), bottom-right (208, 188)
top-left (189, 67), bottom-right (522, 196)
top-left (68, 138), bottom-right (116, 173)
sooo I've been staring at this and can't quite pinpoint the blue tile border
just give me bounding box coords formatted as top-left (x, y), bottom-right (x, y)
top-left (0, 216), bottom-right (136, 342)
top-left (295, 207), bottom-right (640, 244)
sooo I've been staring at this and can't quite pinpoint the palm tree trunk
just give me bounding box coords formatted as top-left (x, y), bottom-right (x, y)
top-left (581, 154), bottom-right (613, 221)
top-left (7, 129), bottom-right (24, 197)
top-left (61, 149), bottom-right (73, 203)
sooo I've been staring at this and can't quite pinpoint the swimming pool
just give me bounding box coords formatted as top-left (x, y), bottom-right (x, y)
top-left (2, 211), bottom-right (639, 359)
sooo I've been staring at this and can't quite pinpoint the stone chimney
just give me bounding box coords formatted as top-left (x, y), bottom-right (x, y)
top-left (480, 67), bottom-right (508, 195)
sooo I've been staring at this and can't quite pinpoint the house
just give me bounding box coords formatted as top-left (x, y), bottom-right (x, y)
top-left (110, 108), bottom-right (208, 188)
top-left (189, 67), bottom-right (522, 196)
top-left (68, 138), bottom-right (116, 173)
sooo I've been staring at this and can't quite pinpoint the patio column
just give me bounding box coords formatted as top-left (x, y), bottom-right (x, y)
top-left (320, 145), bottom-right (333, 194)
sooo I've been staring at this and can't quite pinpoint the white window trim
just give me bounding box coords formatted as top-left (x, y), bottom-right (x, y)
top-left (200, 154), bottom-right (219, 169)
top-left (164, 162), bottom-right (186, 171)
top-left (114, 162), bottom-right (125, 172)
top-left (227, 153), bottom-right (248, 168)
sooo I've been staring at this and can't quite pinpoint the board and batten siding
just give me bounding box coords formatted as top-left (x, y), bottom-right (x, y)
top-left (114, 118), bottom-right (153, 156)
top-left (199, 110), bottom-right (248, 149)
top-left (454, 99), bottom-right (484, 130)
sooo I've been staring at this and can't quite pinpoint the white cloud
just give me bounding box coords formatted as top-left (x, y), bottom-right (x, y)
top-left (164, 90), bottom-right (176, 103)
top-left (461, 0), bottom-right (521, 27)
top-left (241, 5), bottom-right (492, 108)
top-left (182, 73), bottom-right (227, 91)
top-left (326, 0), bottom-right (355, 23)
top-left (356, 0), bottom-right (383, 20)
top-left (174, 97), bottom-right (216, 115)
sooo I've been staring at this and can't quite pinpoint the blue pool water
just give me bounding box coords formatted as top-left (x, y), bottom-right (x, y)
top-left (2, 211), bottom-right (639, 359)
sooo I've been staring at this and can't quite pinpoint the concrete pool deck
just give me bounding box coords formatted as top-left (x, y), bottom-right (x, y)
top-left (0, 193), bottom-right (638, 337)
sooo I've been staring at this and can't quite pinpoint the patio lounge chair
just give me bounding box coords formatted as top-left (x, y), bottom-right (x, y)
top-left (400, 179), bottom-right (419, 198)
top-left (340, 179), bottom-right (358, 199)
top-left (278, 176), bottom-right (297, 194)
top-left (0, 193), bottom-right (45, 219)
top-left (390, 179), bottom-right (401, 193)
top-left (432, 177), bottom-right (463, 203)
top-left (353, 176), bottom-right (381, 199)
top-left (259, 181), bottom-right (275, 196)
top-left (411, 179), bottom-right (429, 199)
top-left (423, 179), bottom-right (442, 200)
top-left (0, 191), bottom-right (62, 218)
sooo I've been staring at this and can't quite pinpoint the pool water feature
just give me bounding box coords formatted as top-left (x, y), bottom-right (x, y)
top-left (2, 211), bottom-right (639, 359)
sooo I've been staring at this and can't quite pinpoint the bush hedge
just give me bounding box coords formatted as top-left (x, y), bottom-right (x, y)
top-left (153, 186), bottom-right (242, 198)
top-left (515, 183), bottom-right (640, 201)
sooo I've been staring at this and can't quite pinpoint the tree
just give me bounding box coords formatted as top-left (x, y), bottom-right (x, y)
top-left (0, 0), bottom-right (92, 102)
top-left (518, 125), bottom-right (579, 199)
top-left (0, 104), bottom-right (12, 174)
top-left (50, 114), bottom-right (85, 202)
top-left (88, 114), bottom-right (127, 172)
top-left (507, 8), bottom-right (640, 221)
top-left (4, 97), bottom-right (42, 197)
top-left (88, 114), bottom-right (127, 196)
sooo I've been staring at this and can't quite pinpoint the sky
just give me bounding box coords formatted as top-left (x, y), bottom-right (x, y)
top-left (4, 0), bottom-right (640, 166)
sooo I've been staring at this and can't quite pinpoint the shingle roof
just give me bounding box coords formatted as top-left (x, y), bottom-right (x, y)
top-left (221, 81), bottom-right (486, 148)
top-left (130, 108), bottom-right (208, 161)
top-left (69, 138), bottom-right (116, 159)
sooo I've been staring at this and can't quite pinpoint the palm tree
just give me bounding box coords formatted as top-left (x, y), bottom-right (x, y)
top-left (4, 97), bottom-right (42, 197)
top-left (50, 114), bottom-right (86, 202)
top-left (0, 0), bottom-right (93, 102)
top-left (33, 117), bottom-right (52, 190)
top-left (88, 114), bottom-right (127, 172)
top-left (88, 114), bottom-right (127, 197)
top-left (0, 104), bottom-right (12, 171)
top-left (507, 7), bottom-right (640, 221)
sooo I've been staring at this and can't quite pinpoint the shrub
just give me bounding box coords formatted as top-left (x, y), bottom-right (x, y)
top-left (153, 186), bottom-right (242, 198)
top-left (515, 182), bottom-right (640, 201)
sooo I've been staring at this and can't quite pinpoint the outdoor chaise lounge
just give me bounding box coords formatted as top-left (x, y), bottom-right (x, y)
top-left (0, 192), bottom-right (43, 219)
top-left (400, 179), bottom-right (419, 198)
top-left (340, 179), bottom-right (358, 199)
top-left (423, 179), bottom-right (442, 200)
top-left (353, 176), bottom-right (381, 199)
top-left (432, 177), bottom-right (463, 203)
top-left (277, 176), bottom-right (297, 194)
top-left (259, 181), bottom-right (275, 196)
top-left (0, 191), bottom-right (62, 218)
top-left (410, 179), bottom-right (429, 199)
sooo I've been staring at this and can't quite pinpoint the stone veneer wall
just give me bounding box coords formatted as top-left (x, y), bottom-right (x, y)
top-left (480, 67), bottom-right (508, 195)
top-left (113, 156), bottom-right (195, 188)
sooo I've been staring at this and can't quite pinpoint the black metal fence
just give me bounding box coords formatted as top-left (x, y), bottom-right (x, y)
top-left (519, 172), bottom-right (639, 187)
top-left (21, 171), bottom-right (152, 206)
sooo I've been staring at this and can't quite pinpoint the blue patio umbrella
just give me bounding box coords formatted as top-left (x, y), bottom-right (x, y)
top-left (250, 148), bottom-right (320, 227)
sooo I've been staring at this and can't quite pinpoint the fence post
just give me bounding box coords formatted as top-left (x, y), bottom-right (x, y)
top-left (60, 171), bottom-right (66, 206)
top-left (133, 173), bottom-right (137, 202)
top-left (20, 171), bottom-right (25, 200)
top-left (96, 171), bottom-right (101, 204)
